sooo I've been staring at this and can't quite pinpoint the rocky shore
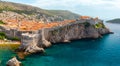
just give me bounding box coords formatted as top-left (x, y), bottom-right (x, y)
top-left (18, 18), bottom-right (111, 54)
top-left (6, 57), bottom-right (21, 66)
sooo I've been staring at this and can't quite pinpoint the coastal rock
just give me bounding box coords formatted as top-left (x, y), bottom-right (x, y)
top-left (46, 22), bottom-right (104, 43)
top-left (40, 39), bottom-right (51, 47)
top-left (83, 26), bottom-right (100, 38)
top-left (38, 28), bottom-right (52, 48)
top-left (25, 45), bottom-right (44, 54)
top-left (109, 32), bottom-right (114, 34)
top-left (98, 28), bottom-right (110, 34)
top-left (6, 57), bottom-right (21, 66)
top-left (19, 33), bottom-right (45, 54)
top-left (63, 39), bottom-right (71, 43)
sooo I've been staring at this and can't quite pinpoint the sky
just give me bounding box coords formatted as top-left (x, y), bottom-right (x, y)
top-left (2, 0), bottom-right (120, 20)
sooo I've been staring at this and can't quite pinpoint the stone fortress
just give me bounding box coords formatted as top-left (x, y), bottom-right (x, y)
top-left (0, 11), bottom-right (110, 53)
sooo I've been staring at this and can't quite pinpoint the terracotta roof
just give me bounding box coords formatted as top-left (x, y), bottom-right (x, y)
top-left (80, 16), bottom-right (91, 19)
top-left (4, 19), bottom-right (76, 31)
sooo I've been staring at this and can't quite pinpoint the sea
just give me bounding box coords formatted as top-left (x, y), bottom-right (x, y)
top-left (0, 23), bottom-right (120, 66)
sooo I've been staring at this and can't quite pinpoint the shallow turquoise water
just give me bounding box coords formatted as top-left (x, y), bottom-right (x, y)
top-left (0, 49), bottom-right (16, 66)
top-left (0, 23), bottom-right (120, 66)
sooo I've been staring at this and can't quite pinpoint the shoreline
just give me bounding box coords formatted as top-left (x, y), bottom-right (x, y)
top-left (0, 40), bottom-right (20, 49)
top-left (0, 40), bottom-right (20, 44)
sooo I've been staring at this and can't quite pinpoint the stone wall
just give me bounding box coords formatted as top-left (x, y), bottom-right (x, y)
top-left (0, 25), bottom-right (39, 39)
top-left (19, 33), bottom-right (40, 50)
top-left (20, 19), bottom-right (110, 52)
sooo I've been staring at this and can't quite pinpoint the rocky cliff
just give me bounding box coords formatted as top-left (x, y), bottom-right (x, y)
top-left (19, 19), bottom-right (110, 54)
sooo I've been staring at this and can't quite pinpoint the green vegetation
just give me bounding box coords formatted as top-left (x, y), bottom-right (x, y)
top-left (0, 32), bottom-right (20, 41)
top-left (0, 32), bottom-right (7, 40)
top-left (94, 23), bottom-right (105, 28)
top-left (0, 1), bottom-right (80, 19)
top-left (83, 22), bottom-right (91, 27)
top-left (47, 10), bottom-right (80, 19)
top-left (7, 37), bottom-right (20, 41)
top-left (11, 10), bottom-right (35, 15)
top-left (52, 30), bottom-right (59, 35)
top-left (0, 20), bottom-right (6, 25)
top-left (0, 6), bottom-right (13, 11)
top-left (0, 32), bottom-right (20, 49)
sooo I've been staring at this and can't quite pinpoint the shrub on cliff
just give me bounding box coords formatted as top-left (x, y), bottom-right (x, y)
top-left (0, 32), bottom-right (20, 41)
top-left (0, 32), bottom-right (7, 40)
top-left (7, 37), bottom-right (20, 41)
top-left (0, 20), bottom-right (6, 25)
top-left (83, 22), bottom-right (91, 27)
top-left (95, 23), bottom-right (105, 28)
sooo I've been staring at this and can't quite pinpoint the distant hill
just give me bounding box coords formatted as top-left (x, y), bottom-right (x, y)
top-left (46, 10), bottom-right (80, 19)
top-left (0, 1), bottom-right (80, 19)
top-left (107, 18), bottom-right (120, 24)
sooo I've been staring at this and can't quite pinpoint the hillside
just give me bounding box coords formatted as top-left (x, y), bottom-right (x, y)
top-left (0, 1), bottom-right (80, 20)
top-left (47, 10), bottom-right (80, 19)
top-left (107, 18), bottom-right (120, 24)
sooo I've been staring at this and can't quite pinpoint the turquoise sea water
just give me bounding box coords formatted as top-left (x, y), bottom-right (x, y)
top-left (0, 23), bottom-right (120, 66)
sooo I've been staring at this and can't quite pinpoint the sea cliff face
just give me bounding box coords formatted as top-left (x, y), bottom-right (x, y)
top-left (19, 19), bottom-right (110, 53)
top-left (44, 21), bottom-right (110, 43)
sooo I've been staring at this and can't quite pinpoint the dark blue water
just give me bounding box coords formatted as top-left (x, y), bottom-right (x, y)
top-left (0, 23), bottom-right (120, 66)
